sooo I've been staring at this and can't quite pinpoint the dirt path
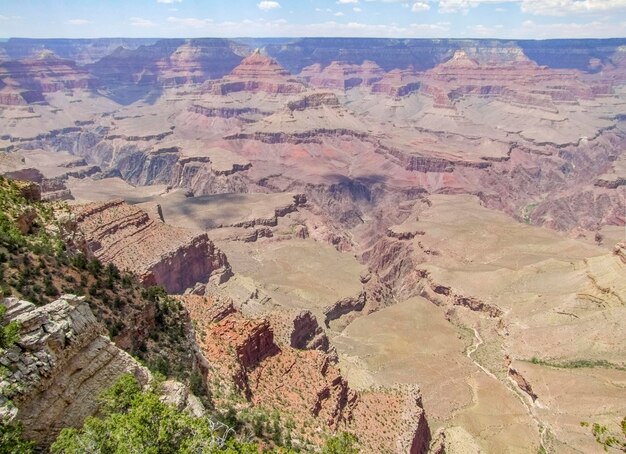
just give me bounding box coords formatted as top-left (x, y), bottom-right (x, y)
top-left (466, 326), bottom-right (552, 453)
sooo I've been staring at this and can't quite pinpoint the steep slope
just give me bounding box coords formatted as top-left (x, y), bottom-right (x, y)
top-left (0, 295), bottom-right (151, 446)
top-left (73, 199), bottom-right (231, 293)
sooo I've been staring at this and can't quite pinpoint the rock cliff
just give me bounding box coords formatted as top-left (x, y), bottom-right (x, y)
top-left (0, 295), bottom-right (150, 446)
top-left (73, 199), bottom-right (231, 293)
top-left (183, 295), bottom-right (430, 453)
top-left (204, 50), bottom-right (306, 95)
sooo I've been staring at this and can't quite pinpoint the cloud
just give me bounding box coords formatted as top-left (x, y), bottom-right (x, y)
top-left (467, 23), bottom-right (504, 35)
top-left (171, 18), bottom-right (450, 38)
top-left (521, 0), bottom-right (626, 16)
top-left (166, 16), bottom-right (212, 28)
top-left (411, 2), bottom-right (431, 12)
top-left (66, 19), bottom-right (91, 25)
top-left (258, 1), bottom-right (281, 10)
top-left (338, 0), bottom-right (359, 3)
top-left (435, 0), bottom-right (626, 15)
top-left (129, 17), bottom-right (157, 27)
top-left (335, 11), bottom-right (345, 16)
top-left (515, 18), bottom-right (626, 37)
top-left (437, 0), bottom-right (517, 14)
top-left (156, 0), bottom-right (182, 3)
top-left (354, 7), bottom-right (363, 11)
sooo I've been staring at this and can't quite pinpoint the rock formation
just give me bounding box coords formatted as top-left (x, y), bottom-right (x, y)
top-left (73, 199), bottom-right (231, 293)
top-left (182, 295), bottom-right (430, 453)
top-left (0, 295), bottom-right (150, 446)
top-left (0, 51), bottom-right (95, 105)
top-left (204, 49), bottom-right (306, 95)
top-left (299, 60), bottom-right (384, 90)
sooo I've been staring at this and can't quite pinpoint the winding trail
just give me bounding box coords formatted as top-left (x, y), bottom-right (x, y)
top-left (466, 326), bottom-right (551, 453)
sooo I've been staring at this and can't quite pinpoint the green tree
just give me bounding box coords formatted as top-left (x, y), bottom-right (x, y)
top-left (0, 305), bottom-right (20, 350)
top-left (0, 420), bottom-right (34, 454)
top-left (581, 417), bottom-right (626, 452)
top-left (322, 432), bottom-right (359, 454)
top-left (51, 375), bottom-right (262, 454)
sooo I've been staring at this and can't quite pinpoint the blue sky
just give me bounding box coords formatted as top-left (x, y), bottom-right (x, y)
top-left (1, 0), bottom-right (625, 39)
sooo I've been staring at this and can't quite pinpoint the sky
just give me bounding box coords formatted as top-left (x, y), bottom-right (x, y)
top-left (1, 0), bottom-right (625, 40)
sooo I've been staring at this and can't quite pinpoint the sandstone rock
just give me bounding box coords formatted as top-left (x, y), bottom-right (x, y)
top-left (183, 295), bottom-right (429, 453)
top-left (159, 380), bottom-right (205, 418)
top-left (300, 60), bottom-right (384, 90)
top-left (73, 199), bottom-right (231, 293)
top-left (205, 49), bottom-right (305, 95)
top-left (0, 295), bottom-right (150, 446)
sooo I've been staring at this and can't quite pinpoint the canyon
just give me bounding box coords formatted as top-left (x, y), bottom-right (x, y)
top-left (0, 37), bottom-right (625, 453)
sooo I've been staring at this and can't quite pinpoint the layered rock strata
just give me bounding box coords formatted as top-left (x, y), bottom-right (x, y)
top-left (0, 295), bottom-right (150, 446)
top-left (204, 50), bottom-right (305, 95)
top-left (183, 295), bottom-right (430, 453)
top-left (73, 199), bottom-right (231, 293)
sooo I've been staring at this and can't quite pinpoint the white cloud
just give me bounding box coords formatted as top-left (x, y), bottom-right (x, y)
top-left (166, 16), bottom-right (212, 28)
top-left (521, 0), bottom-right (626, 16)
top-left (354, 7), bottom-right (363, 11)
top-left (66, 19), bottom-right (91, 25)
top-left (156, 0), bottom-right (182, 3)
top-left (129, 17), bottom-right (157, 27)
top-left (435, 0), bottom-right (626, 15)
top-left (338, 0), bottom-right (359, 3)
top-left (335, 11), bottom-right (345, 16)
top-left (467, 23), bottom-right (500, 35)
top-left (514, 18), bottom-right (626, 37)
top-left (258, 1), bottom-right (281, 10)
top-left (172, 18), bottom-right (450, 38)
top-left (412, 2), bottom-right (431, 12)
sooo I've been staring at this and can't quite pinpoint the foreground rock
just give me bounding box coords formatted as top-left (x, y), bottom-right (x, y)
top-left (0, 295), bottom-right (149, 446)
top-left (183, 295), bottom-right (430, 453)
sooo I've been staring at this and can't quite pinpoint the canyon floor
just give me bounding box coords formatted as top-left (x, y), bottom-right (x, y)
top-left (1, 38), bottom-right (625, 453)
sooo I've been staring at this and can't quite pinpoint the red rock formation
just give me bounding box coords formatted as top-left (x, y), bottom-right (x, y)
top-left (183, 295), bottom-right (430, 453)
top-left (205, 49), bottom-right (305, 95)
top-left (73, 199), bottom-right (231, 293)
top-left (420, 49), bottom-right (606, 109)
top-left (371, 67), bottom-right (421, 97)
top-left (300, 60), bottom-right (384, 90)
top-left (0, 51), bottom-right (95, 104)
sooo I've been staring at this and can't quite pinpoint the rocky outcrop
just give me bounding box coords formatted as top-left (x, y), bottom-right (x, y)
top-left (89, 38), bottom-right (242, 87)
top-left (614, 243), bottom-right (626, 264)
top-left (299, 60), bottom-right (384, 90)
top-left (508, 367), bottom-right (538, 402)
top-left (289, 311), bottom-right (330, 352)
top-left (371, 68), bottom-right (421, 97)
top-left (183, 295), bottom-right (429, 453)
top-left (323, 272), bottom-right (394, 329)
top-left (418, 269), bottom-right (503, 317)
top-left (286, 92), bottom-right (340, 111)
top-left (73, 199), bottom-right (231, 293)
top-left (0, 51), bottom-right (96, 104)
top-left (204, 50), bottom-right (305, 95)
top-left (0, 295), bottom-right (150, 446)
top-left (420, 48), bottom-right (609, 110)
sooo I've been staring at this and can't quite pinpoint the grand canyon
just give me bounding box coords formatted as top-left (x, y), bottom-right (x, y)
top-left (0, 35), bottom-right (625, 453)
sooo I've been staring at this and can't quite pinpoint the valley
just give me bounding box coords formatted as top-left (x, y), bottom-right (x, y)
top-left (0, 36), bottom-right (625, 453)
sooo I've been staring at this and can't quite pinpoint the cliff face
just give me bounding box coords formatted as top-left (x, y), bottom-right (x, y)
top-left (89, 38), bottom-right (242, 87)
top-left (73, 199), bottom-right (231, 293)
top-left (299, 60), bottom-right (384, 90)
top-left (263, 37), bottom-right (626, 73)
top-left (0, 52), bottom-right (96, 105)
top-left (0, 295), bottom-right (151, 446)
top-left (204, 50), bottom-right (306, 95)
top-left (183, 295), bottom-right (430, 453)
